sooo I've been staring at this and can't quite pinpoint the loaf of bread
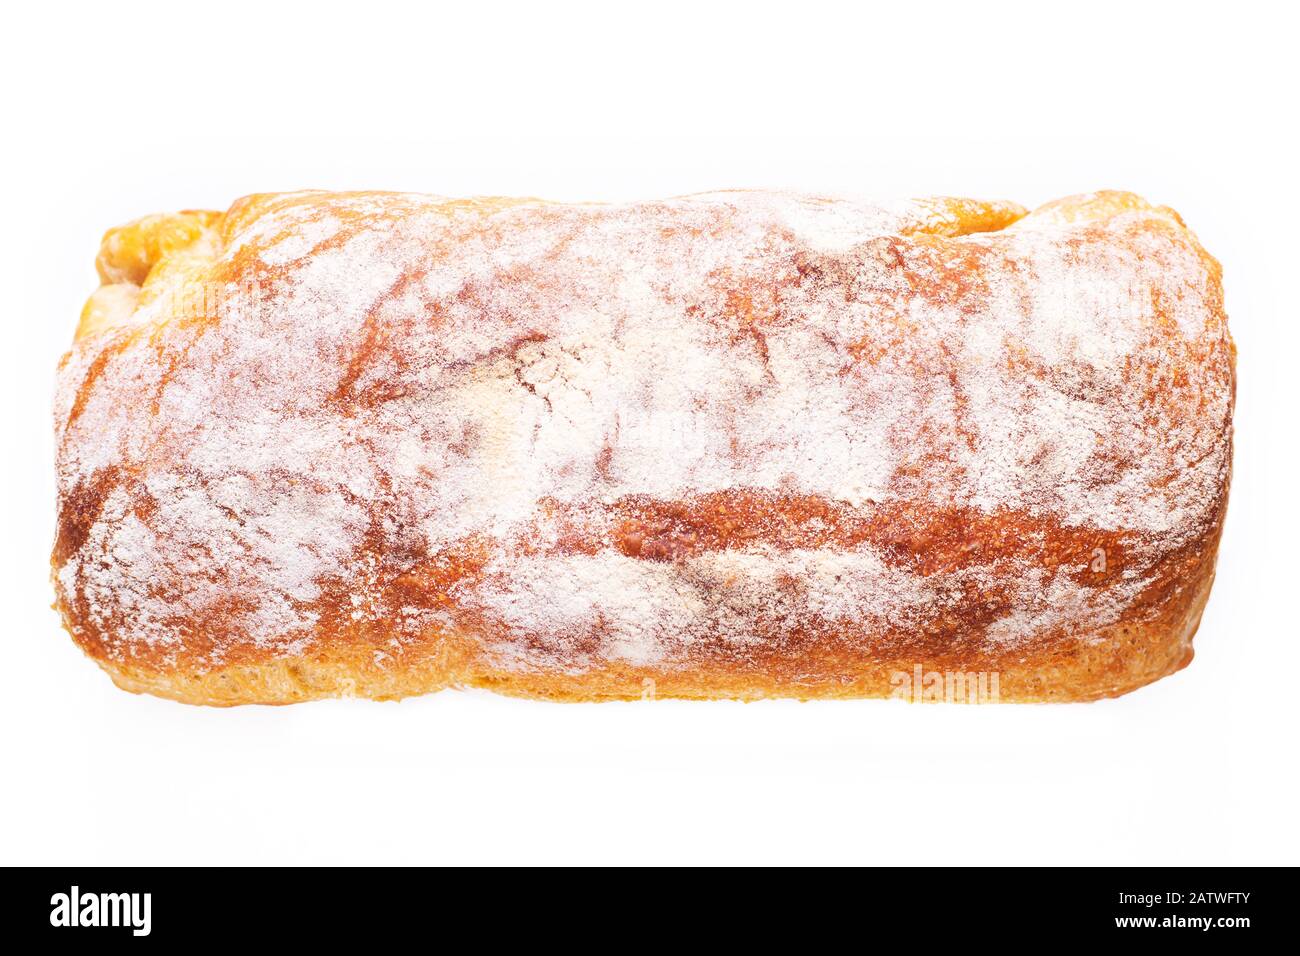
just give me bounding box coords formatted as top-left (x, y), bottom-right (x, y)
top-left (52, 190), bottom-right (1234, 704)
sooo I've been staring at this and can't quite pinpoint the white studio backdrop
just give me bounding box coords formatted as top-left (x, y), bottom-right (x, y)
top-left (0, 1), bottom-right (1295, 864)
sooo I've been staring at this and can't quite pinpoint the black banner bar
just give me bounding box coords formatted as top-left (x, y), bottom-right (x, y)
top-left (7, 867), bottom-right (1286, 942)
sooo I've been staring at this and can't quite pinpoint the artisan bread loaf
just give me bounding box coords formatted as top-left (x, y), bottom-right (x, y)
top-left (52, 190), bottom-right (1234, 704)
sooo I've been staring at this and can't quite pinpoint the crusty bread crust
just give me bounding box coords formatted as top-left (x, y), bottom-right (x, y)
top-left (90, 554), bottom-right (1217, 705)
top-left (53, 190), bottom-right (1234, 705)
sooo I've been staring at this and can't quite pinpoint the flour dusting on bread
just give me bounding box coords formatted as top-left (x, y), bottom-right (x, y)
top-left (52, 190), bottom-right (1234, 696)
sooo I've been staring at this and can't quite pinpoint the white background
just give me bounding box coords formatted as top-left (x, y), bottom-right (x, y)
top-left (2, 1), bottom-right (1296, 865)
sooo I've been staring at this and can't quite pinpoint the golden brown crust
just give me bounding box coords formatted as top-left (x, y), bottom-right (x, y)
top-left (52, 190), bottom-right (1234, 705)
top-left (91, 554), bottom-right (1217, 705)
